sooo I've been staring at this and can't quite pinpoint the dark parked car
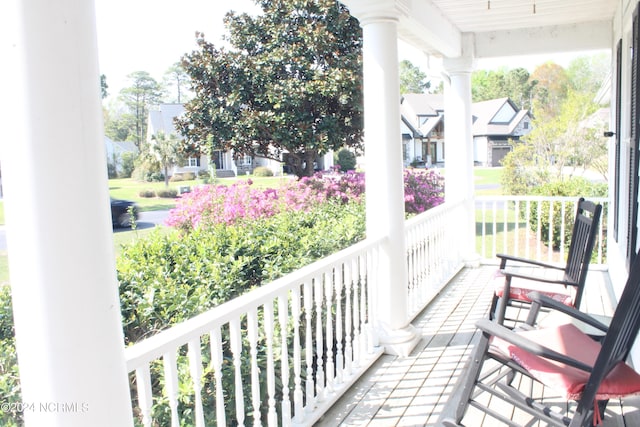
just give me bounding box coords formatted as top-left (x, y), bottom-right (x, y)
top-left (110, 198), bottom-right (139, 228)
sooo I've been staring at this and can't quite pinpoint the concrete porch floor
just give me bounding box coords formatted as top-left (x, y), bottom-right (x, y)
top-left (315, 265), bottom-right (640, 426)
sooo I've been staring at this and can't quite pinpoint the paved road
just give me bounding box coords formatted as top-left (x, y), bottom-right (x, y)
top-left (0, 210), bottom-right (170, 251)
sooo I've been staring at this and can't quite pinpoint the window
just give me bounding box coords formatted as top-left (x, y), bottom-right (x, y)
top-left (241, 155), bottom-right (252, 166)
top-left (187, 157), bottom-right (200, 167)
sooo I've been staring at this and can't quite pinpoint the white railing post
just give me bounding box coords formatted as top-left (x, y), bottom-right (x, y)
top-left (278, 295), bottom-right (292, 425)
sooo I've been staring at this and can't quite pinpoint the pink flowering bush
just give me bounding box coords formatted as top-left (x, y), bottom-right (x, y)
top-left (403, 169), bottom-right (445, 215)
top-left (166, 169), bottom-right (443, 231)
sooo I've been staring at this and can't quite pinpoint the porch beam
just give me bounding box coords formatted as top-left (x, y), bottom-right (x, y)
top-left (0, 1), bottom-right (134, 425)
top-left (474, 20), bottom-right (612, 58)
top-left (343, 0), bottom-right (462, 58)
top-left (345, 0), bottom-right (420, 357)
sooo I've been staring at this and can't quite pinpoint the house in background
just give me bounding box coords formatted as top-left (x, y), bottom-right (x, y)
top-left (472, 97), bottom-right (533, 166)
top-left (400, 93), bottom-right (445, 167)
top-left (400, 94), bottom-right (532, 167)
top-left (147, 103), bottom-right (325, 177)
top-left (146, 103), bottom-right (222, 176)
top-left (104, 136), bottom-right (138, 176)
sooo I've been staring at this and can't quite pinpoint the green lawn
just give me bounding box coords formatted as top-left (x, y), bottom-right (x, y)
top-left (474, 167), bottom-right (503, 186)
top-left (474, 167), bottom-right (503, 196)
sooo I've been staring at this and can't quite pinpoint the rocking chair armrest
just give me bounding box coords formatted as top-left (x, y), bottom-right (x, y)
top-left (497, 253), bottom-right (565, 271)
top-left (501, 270), bottom-right (576, 287)
top-left (526, 291), bottom-right (610, 333)
top-left (476, 318), bottom-right (594, 372)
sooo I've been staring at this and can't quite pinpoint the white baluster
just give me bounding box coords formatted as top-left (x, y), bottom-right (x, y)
top-left (229, 319), bottom-right (246, 427)
top-left (324, 270), bottom-right (335, 393)
top-left (247, 309), bottom-right (261, 427)
top-left (278, 295), bottom-right (292, 425)
top-left (335, 266), bottom-right (344, 385)
top-left (352, 256), bottom-right (362, 364)
top-left (514, 200), bottom-right (520, 256)
top-left (344, 259), bottom-right (353, 376)
top-left (314, 275), bottom-right (325, 401)
top-left (503, 199), bottom-right (508, 255)
top-left (291, 286), bottom-right (304, 421)
top-left (364, 249), bottom-right (374, 353)
top-left (209, 328), bottom-right (227, 427)
top-left (162, 350), bottom-right (180, 427)
top-left (548, 200), bottom-right (554, 262)
top-left (303, 280), bottom-right (315, 413)
top-left (263, 302), bottom-right (278, 426)
top-left (188, 338), bottom-right (205, 427)
top-left (135, 365), bottom-right (153, 427)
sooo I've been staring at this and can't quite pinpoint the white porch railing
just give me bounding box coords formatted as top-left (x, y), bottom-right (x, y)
top-left (124, 201), bottom-right (469, 426)
top-left (475, 196), bottom-right (608, 266)
top-left (123, 196), bottom-right (606, 426)
top-left (405, 199), bottom-right (467, 318)
top-left (125, 237), bottom-right (385, 427)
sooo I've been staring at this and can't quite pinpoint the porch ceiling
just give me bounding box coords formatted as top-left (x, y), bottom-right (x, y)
top-left (391, 0), bottom-right (617, 59)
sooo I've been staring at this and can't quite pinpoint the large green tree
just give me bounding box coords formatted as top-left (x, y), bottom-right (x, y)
top-left (163, 62), bottom-right (191, 103)
top-left (399, 59), bottom-right (430, 94)
top-left (472, 67), bottom-right (534, 109)
top-left (120, 71), bottom-right (164, 148)
top-left (502, 90), bottom-right (606, 194)
top-left (566, 53), bottom-right (610, 95)
top-left (176, 0), bottom-right (364, 177)
top-left (529, 62), bottom-right (570, 118)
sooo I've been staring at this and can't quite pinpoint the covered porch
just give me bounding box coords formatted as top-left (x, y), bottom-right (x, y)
top-left (0, 0), bottom-right (634, 426)
top-left (316, 266), bottom-right (639, 426)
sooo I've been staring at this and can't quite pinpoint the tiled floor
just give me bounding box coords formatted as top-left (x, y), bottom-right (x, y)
top-left (315, 265), bottom-right (640, 426)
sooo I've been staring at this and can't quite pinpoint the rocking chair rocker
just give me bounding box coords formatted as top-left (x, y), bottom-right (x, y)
top-left (492, 197), bottom-right (602, 326)
top-left (440, 253), bottom-right (640, 427)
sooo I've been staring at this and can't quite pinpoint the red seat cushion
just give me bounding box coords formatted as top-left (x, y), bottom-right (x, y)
top-left (490, 323), bottom-right (640, 400)
top-left (492, 270), bottom-right (575, 306)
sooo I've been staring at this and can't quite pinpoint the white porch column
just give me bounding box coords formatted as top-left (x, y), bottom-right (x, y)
top-left (443, 34), bottom-right (480, 266)
top-left (1, 1), bottom-right (134, 426)
top-left (344, 0), bottom-right (420, 357)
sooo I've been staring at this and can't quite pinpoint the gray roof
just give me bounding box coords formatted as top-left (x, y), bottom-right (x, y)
top-left (401, 94), bottom-right (445, 137)
top-left (471, 98), bottom-right (529, 137)
top-left (147, 103), bottom-right (185, 138)
top-left (400, 94), bottom-right (531, 139)
top-left (104, 136), bottom-right (138, 154)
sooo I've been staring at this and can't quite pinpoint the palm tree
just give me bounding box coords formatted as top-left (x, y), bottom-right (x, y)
top-left (150, 131), bottom-right (181, 187)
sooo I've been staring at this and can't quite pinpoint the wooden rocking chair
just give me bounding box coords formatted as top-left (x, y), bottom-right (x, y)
top-left (491, 197), bottom-right (602, 325)
top-left (440, 253), bottom-right (640, 427)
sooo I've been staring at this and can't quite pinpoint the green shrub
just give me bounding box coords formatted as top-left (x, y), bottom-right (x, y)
top-left (252, 166), bottom-right (273, 177)
top-left (334, 148), bottom-right (357, 172)
top-left (528, 177), bottom-right (607, 250)
top-left (117, 200), bottom-right (365, 422)
top-left (156, 188), bottom-right (178, 198)
top-left (0, 286), bottom-right (20, 427)
top-left (138, 189), bottom-right (155, 198)
top-left (107, 162), bottom-right (118, 179)
top-left (169, 174), bottom-right (184, 182)
top-left (120, 152), bottom-right (136, 178)
top-left (0, 200), bottom-right (366, 424)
